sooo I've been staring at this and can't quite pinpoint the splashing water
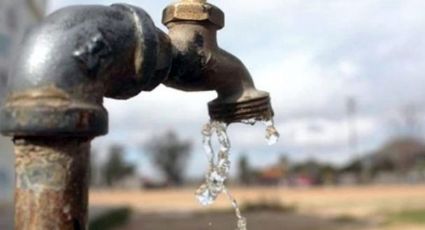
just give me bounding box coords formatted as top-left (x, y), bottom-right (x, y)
top-left (196, 118), bottom-right (280, 230)
top-left (196, 121), bottom-right (231, 206)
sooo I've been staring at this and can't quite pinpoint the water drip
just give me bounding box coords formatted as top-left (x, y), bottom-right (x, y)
top-left (196, 119), bottom-right (280, 230)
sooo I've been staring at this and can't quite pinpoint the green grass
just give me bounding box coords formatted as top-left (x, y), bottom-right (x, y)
top-left (388, 209), bottom-right (425, 225)
top-left (241, 199), bottom-right (297, 213)
top-left (89, 207), bottom-right (132, 230)
top-left (331, 215), bottom-right (359, 223)
top-left (206, 199), bottom-right (297, 215)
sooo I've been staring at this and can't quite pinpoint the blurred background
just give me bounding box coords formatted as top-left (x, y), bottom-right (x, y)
top-left (1, 0), bottom-right (425, 229)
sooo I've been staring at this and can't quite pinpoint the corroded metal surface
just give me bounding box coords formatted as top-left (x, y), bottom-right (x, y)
top-left (162, 0), bottom-right (274, 123)
top-left (1, 0), bottom-right (275, 134)
top-left (0, 85), bottom-right (107, 137)
top-left (0, 4), bottom-right (172, 138)
top-left (209, 96), bottom-right (274, 124)
top-left (162, 0), bottom-right (225, 29)
top-left (14, 138), bottom-right (90, 230)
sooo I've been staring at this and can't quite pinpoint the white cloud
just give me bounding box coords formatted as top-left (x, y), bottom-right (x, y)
top-left (281, 117), bottom-right (378, 147)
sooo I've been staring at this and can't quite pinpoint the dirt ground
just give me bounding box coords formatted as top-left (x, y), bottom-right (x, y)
top-left (123, 211), bottom-right (368, 230)
top-left (2, 185), bottom-right (424, 229)
top-left (90, 185), bottom-right (425, 230)
top-left (90, 185), bottom-right (425, 217)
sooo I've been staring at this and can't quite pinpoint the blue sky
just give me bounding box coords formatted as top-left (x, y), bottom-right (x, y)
top-left (47, 0), bottom-right (425, 179)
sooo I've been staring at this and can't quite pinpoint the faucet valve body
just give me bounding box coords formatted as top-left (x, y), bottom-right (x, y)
top-left (162, 0), bottom-right (275, 123)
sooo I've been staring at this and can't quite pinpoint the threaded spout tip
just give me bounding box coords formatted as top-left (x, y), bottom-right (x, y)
top-left (181, 0), bottom-right (207, 3)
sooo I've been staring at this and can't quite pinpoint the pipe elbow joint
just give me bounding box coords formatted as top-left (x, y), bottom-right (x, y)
top-left (0, 4), bottom-right (172, 137)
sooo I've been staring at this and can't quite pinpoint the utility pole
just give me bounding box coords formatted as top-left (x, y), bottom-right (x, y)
top-left (346, 97), bottom-right (368, 182)
top-left (346, 97), bottom-right (358, 159)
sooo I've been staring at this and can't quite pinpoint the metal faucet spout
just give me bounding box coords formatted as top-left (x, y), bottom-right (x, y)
top-left (162, 0), bottom-right (274, 123)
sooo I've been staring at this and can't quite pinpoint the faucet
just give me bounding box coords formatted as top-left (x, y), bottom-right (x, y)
top-left (162, 0), bottom-right (273, 123)
top-left (0, 1), bottom-right (275, 229)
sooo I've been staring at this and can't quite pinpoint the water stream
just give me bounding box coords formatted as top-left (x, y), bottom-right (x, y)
top-left (196, 119), bottom-right (280, 230)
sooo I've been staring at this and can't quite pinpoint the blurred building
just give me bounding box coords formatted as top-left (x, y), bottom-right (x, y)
top-left (0, 0), bottom-right (47, 202)
top-left (257, 166), bottom-right (285, 185)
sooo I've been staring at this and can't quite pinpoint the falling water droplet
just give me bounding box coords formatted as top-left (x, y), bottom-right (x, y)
top-left (198, 120), bottom-right (247, 230)
top-left (196, 184), bottom-right (216, 206)
top-left (197, 118), bottom-right (280, 230)
top-left (241, 118), bottom-right (257, 126)
top-left (264, 119), bottom-right (280, 145)
top-left (224, 188), bottom-right (247, 230)
top-left (237, 218), bottom-right (247, 230)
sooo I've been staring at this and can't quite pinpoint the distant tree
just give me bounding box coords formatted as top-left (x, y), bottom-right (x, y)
top-left (292, 160), bottom-right (320, 175)
top-left (145, 131), bottom-right (192, 186)
top-left (238, 154), bottom-right (251, 185)
top-left (102, 145), bottom-right (135, 187)
top-left (373, 137), bottom-right (425, 174)
top-left (278, 156), bottom-right (290, 175)
top-left (341, 137), bottom-right (425, 181)
top-left (341, 159), bottom-right (363, 174)
top-left (389, 103), bottom-right (423, 138)
top-left (290, 160), bottom-right (338, 185)
top-left (370, 156), bottom-right (396, 176)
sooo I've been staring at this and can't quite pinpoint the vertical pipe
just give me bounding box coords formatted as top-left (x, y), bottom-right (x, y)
top-left (13, 138), bottom-right (90, 230)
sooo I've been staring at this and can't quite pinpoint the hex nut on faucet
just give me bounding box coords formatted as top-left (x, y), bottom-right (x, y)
top-left (162, 0), bottom-right (225, 29)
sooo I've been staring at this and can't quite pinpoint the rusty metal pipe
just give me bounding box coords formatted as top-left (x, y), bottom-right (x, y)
top-left (14, 138), bottom-right (90, 230)
top-left (0, 4), bottom-right (171, 137)
top-left (162, 0), bottom-right (274, 123)
top-left (0, 4), bottom-right (171, 230)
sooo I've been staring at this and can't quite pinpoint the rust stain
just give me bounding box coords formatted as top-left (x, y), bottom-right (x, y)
top-left (14, 138), bottom-right (90, 230)
top-left (16, 155), bottom-right (69, 192)
top-left (6, 85), bottom-right (71, 108)
top-left (76, 111), bottom-right (91, 129)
